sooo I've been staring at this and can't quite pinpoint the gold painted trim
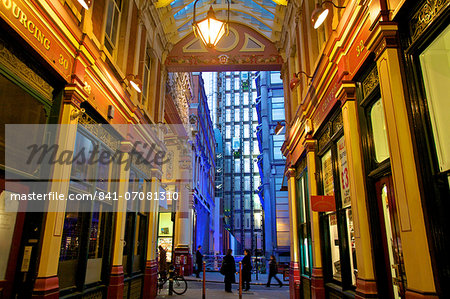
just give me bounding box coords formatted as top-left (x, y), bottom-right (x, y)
top-left (410, 0), bottom-right (449, 42)
top-left (0, 41), bottom-right (53, 100)
top-left (362, 67), bottom-right (379, 98)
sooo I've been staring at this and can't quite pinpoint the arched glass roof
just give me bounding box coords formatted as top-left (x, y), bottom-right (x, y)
top-left (155, 0), bottom-right (286, 44)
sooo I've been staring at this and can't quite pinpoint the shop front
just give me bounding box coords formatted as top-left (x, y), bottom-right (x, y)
top-left (396, 0), bottom-right (450, 296)
top-left (0, 2), bottom-right (67, 296)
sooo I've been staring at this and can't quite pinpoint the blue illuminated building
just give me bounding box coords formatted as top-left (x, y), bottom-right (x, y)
top-left (255, 71), bottom-right (290, 262)
top-left (190, 73), bottom-right (216, 254)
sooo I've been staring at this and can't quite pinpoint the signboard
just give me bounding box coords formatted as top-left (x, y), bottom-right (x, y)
top-left (0, 0), bottom-right (72, 81)
top-left (321, 150), bottom-right (334, 196)
top-left (311, 195), bottom-right (336, 212)
top-left (337, 136), bottom-right (351, 207)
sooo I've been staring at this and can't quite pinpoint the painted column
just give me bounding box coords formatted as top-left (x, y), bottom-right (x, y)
top-left (174, 140), bottom-right (193, 275)
top-left (143, 174), bottom-right (161, 299)
top-left (338, 83), bottom-right (377, 298)
top-left (287, 167), bottom-right (300, 299)
top-left (367, 22), bottom-right (437, 298)
top-left (305, 137), bottom-right (325, 299)
top-left (106, 143), bottom-right (131, 298)
top-left (32, 89), bottom-right (83, 298)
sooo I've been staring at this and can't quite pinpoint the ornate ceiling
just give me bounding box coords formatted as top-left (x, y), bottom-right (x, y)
top-left (154, 0), bottom-right (287, 45)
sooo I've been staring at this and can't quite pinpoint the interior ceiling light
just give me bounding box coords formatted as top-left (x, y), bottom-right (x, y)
top-left (311, 1), bottom-right (346, 29)
top-left (289, 71), bottom-right (313, 91)
top-left (192, 0), bottom-right (230, 48)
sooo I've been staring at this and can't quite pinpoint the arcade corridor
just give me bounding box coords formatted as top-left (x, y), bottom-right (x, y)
top-left (1, 0), bottom-right (449, 298)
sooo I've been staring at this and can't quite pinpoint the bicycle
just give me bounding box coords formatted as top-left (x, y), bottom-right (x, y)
top-left (158, 265), bottom-right (188, 295)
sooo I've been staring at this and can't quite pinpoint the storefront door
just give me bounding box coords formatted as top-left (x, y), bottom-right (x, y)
top-left (375, 175), bottom-right (406, 299)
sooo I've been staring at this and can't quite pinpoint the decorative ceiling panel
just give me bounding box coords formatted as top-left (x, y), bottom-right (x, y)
top-left (155, 0), bottom-right (286, 44)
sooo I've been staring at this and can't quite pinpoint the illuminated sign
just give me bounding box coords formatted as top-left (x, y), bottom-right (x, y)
top-left (0, 0), bottom-right (72, 81)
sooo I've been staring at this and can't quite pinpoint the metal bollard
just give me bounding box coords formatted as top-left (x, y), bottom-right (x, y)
top-left (239, 262), bottom-right (242, 299)
top-left (202, 261), bottom-right (206, 299)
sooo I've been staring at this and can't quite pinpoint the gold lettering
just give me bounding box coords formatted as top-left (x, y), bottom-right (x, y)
top-left (3, 0), bottom-right (12, 9)
top-left (34, 27), bottom-right (43, 44)
top-left (19, 10), bottom-right (27, 26)
top-left (27, 20), bottom-right (34, 34)
top-left (43, 38), bottom-right (50, 50)
top-left (4, 0), bottom-right (51, 51)
top-left (12, 2), bottom-right (20, 18)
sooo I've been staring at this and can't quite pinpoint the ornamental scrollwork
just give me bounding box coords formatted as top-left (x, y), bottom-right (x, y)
top-left (410, 0), bottom-right (449, 43)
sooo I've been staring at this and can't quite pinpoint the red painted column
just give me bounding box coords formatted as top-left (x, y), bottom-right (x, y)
top-left (311, 267), bottom-right (325, 299)
top-left (32, 276), bottom-right (59, 299)
top-left (107, 265), bottom-right (124, 298)
top-left (289, 261), bottom-right (301, 299)
top-left (143, 259), bottom-right (158, 299)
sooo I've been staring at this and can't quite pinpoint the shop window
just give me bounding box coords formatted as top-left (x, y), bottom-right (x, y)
top-left (123, 169), bottom-right (147, 276)
top-left (419, 25), bottom-right (450, 173)
top-left (370, 99), bottom-right (389, 163)
top-left (297, 170), bottom-right (312, 275)
top-left (58, 127), bottom-right (116, 291)
top-left (104, 0), bottom-right (122, 54)
top-left (317, 112), bottom-right (357, 288)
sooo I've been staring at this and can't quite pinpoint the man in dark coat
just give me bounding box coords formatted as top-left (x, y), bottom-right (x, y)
top-left (222, 249), bottom-right (236, 293)
top-left (195, 245), bottom-right (203, 278)
top-left (241, 249), bottom-right (252, 291)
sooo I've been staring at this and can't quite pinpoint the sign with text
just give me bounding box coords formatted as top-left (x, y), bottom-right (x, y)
top-left (0, 0), bottom-right (72, 81)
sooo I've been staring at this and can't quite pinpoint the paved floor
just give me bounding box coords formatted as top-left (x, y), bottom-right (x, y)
top-left (157, 272), bottom-right (289, 299)
top-left (156, 281), bottom-right (289, 299)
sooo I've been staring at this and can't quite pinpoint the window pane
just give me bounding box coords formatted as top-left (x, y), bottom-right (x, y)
top-left (270, 71), bottom-right (282, 84)
top-left (346, 208), bottom-right (357, 286)
top-left (328, 213), bottom-right (341, 281)
top-left (370, 98), bottom-right (390, 163)
top-left (419, 25), bottom-right (450, 172)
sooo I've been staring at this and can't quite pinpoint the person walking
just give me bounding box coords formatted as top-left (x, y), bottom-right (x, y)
top-left (195, 245), bottom-right (203, 278)
top-left (242, 249), bottom-right (252, 291)
top-left (158, 245), bottom-right (167, 280)
top-left (221, 249), bottom-right (236, 293)
top-left (266, 255), bottom-right (282, 287)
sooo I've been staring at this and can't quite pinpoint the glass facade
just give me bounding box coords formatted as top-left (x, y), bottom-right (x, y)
top-left (213, 71), bottom-right (261, 254)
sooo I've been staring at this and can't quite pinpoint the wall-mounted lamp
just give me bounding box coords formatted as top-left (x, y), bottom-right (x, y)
top-left (77, 0), bottom-right (91, 10)
top-left (125, 74), bottom-right (142, 93)
top-left (274, 120), bottom-right (286, 135)
top-left (192, 0), bottom-right (230, 48)
top-left (311, 1), bottom-right (346, 29)
top-left (289, 71), bottom-right (313, 91)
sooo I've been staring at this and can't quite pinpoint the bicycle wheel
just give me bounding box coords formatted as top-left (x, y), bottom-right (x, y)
top-left (172, 276), bottom-right (188, 295)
